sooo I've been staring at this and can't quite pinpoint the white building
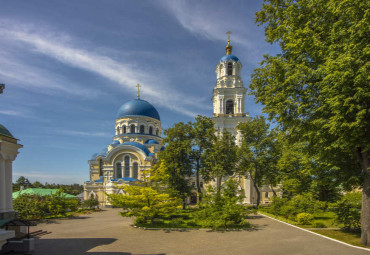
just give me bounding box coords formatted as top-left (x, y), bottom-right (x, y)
top-left (0, 124), bottom-right (22, 249)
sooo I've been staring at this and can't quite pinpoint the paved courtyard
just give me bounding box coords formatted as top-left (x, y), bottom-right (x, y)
top-left (27, 208), bottom-right (369, 255)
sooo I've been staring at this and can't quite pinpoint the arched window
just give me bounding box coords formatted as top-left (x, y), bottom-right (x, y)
top-left (226, 100), bottom-right (234, 114)
top-left (124, 156), bottom-right (130, 177)
top-left (133, 162), bottom-right (139, 179)
top-left (116, 127), bottom-right (120, 135)
top-left (149, 126), bottom-right (153, 135)
top-left (227, 63), bottom-right (233, 76)
top-left (130, 124), bottom-right (136, 133)
top-left (140, 125), bottom-right (145, 134)
top-left (99, 159), bottom-right (103, 177)
top-left (116, 162), bottom-right (122, 178)
top-left (122, 125), bottom-right (126, 134)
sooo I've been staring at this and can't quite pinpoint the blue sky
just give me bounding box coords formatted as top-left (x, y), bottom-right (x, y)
top-left (0, 0), bottom-right (279, 184)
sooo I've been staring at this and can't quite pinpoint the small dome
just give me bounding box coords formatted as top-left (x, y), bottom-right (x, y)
top-left (0, 124), bottom-right (14, 138)
top-left (220, 55), bottom-right (239, 62)
top-left (145, 139), bottom-right (159, 144)
top-left (117, 99), bottom-right (160, 120)
top-left (111, 140), bottom-right (120, 145)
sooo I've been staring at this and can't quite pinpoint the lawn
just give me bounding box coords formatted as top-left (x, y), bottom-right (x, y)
top-left (312, 229), bottom-right (366, 248)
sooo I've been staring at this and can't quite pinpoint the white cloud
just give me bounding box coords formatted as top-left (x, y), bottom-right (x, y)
top-left (13, 171), bottom-right (86, 185)
top-left (0, 21), bottom-right (210, 117)
top-left (60, 130), bottom-right (111, 138)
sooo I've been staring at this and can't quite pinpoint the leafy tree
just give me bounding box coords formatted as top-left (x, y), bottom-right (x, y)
top-left (157, 122), bottom-right (193, 208)
top-left (334, 192), bottom-right (362, 230)
top-left (203, 130), bottom-right (237, 192)
top-left (194, 179), bottom-right (250, 229)
top-left (189, 115), bottom-right (216, 199)
top-left (82, 198), bottom-right (99, 209)
top-left (253, 0), bottom-right (369, 245)
top-left (32, 181), bottom-right (44, 188)
top-left (108, 185), bottom-right (181, 225)
top-left (237, 116), bottom-right (278, 206)
top-left (14, 176), bottom-right (32, 191)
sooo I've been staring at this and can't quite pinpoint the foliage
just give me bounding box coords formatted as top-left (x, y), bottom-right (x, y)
top-left (269, 193), bottom-right (324, 221)
top-left (12, 176), bottom-right (83, 195)
top-left (108, 185), bottom-right (182, 225)
top-left (13, 190), bottom-right (79, 220)
top-left (253, 0), bottom-right (369, 244)
top-left (156, 122), bottom-right (193, 206)
top-left (194, 179), bottom-right (250, 229)
top-left (334, 192), bottom-right (362, 230)
top-left (202, 130), bottom-right (237, 192)
top-left (296, 213), bottom-right (314, 225)
top-left (237, 116), bottom-right (279, 206)
top-left (189, 115), bottom-right (216, 197)
top-left (82, 198), bottom-right (99, 209)
top-left (312, 222), bottom-right (327, 228)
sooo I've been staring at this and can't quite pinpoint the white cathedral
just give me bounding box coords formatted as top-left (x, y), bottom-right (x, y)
top-left (84, 35), bottom-right (273, 206)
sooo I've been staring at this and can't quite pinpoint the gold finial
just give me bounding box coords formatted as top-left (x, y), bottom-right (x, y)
top-left (136, 83), bottom-right (141, 99)
top-left (225, 30), bottom-right (232, 55)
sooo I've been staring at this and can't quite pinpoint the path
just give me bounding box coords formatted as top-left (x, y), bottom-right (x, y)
top-left (27, 208), bottom-right (369, 255)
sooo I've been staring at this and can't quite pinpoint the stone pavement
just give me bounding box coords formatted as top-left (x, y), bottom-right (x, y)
top-left (26, 208), bottom-right (369, 255)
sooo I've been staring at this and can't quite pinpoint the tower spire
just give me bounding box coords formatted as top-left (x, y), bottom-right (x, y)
top-left (136, 83), bottom-right (141, 99)
top-left (225, 31), bottom-right (232, 55)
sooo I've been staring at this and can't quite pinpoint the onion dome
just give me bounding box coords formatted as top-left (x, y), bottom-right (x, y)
top-left (117, 99), bottom-right (160, 120)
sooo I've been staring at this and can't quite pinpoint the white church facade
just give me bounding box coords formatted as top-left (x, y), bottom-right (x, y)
top-left (84, 35), bottom-right (275, 207)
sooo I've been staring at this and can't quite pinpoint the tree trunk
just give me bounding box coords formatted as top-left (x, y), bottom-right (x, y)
top-left (357, 148), bottom-right (370, 246)
top-left (254, 183), bottom-right (261, 207)
top-left (216, 175), bottom-right (222, 192)
top-left (270, 184), bottom-right (277, 197)
top-left (196, 159), bottom-right (202, 202)
top-left (183, 198), bottom-right (186, 210)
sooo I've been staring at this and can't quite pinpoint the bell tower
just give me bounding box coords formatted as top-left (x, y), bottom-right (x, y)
top-left (212, 32), bottom-right (250, 144)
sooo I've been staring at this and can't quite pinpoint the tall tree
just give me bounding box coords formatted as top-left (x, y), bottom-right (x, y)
top-left (237, 116), bottom-right (277, 206)
top-left (157, 122), bottom-right (193, 208)
top-left (253, 0), bottom-right (369, 245)
top-left (189, 115), bottom-right (216, 199)
top-left (203, 130), bottom-right (237, 192)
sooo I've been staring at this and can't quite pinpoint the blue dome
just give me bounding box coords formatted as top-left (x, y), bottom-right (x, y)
top-left (121, 142), bottom-right (150, 155)
top-left (111, 140), bottom-right (120, 145)
top-left (117, 99), bottom-right (160, 120)
top-left (145, 139), bottom-right (159, 145)
top-left (0, 124), bottom-right (14, 138)
top-left (220, 55), bottom-right (239, 62)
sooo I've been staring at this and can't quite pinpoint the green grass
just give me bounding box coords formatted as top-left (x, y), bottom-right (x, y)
top-left (258, 210), bottom-right (366, 248)
top-left (313, 229), bottom-right (367, 248)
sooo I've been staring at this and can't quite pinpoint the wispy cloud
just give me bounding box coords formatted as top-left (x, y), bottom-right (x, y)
top-left (13, 171), bottom-right (86, 184)
top-left (60, 130), bottom-right (111, 138)
top-left (0, 21), bottom-right (210, 117)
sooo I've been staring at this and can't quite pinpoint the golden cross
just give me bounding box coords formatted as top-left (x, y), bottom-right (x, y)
top-left (136, 83), bottom-right (141, 99)
top-left (226, 30), bottom-right (232, 41)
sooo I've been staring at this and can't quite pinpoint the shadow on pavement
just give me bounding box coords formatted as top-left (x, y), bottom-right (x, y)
top-left (29, 238), bottom-right (165, 255)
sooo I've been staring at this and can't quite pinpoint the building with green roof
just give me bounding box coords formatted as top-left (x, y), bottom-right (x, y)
top-left (12, 188), bottom-right (77, 199)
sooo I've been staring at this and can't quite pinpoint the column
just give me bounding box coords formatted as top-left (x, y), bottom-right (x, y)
top-left (130, 165), bottom-right (133, 178)
top-left (219, 95), bottom-right (224, 114)
top-left (4, 160), bottom-right (13, 212)
top-left (0, 159), bottom-right (6, 213)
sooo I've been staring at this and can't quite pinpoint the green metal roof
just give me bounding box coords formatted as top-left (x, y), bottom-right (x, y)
top-left (12, 188), bottom-right (77, 199)
top-left (0, 124), bottom-right (14, 138)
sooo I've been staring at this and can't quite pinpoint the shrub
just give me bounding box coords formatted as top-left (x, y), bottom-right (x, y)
top-left (296, 213), bottom-right (314, 225)
top-left (82, 198), bottom-right (99, 209)
top-left (312, 222), bottom-right (327, 228)
top-left (334, 192), bottom-right (361, 230)
top-left (186, 221), bottom-right (198, 227)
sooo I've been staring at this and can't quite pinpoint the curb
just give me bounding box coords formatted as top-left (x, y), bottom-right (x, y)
top-left (258, 212), bottom-right (370, 252)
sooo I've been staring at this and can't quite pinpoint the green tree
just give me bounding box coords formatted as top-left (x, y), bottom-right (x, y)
top-left (203, 130), bottom-right (237, 192)
top-left (15, 176), bottom-right (32, 190)
top-left (253, 0), bottom-right (369, 245)
top-left (189, 115), bottom-right (216, 199)
top-left (194, 179), bottom-right (249, 229)
top-left (157, 122), bottom-right (193, 208)
top-left (237, 116), bottom-right (278, 206)
top-left (108, 185), bottom-right (181, 225)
